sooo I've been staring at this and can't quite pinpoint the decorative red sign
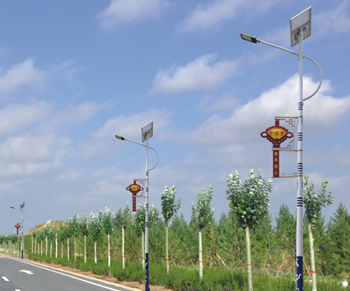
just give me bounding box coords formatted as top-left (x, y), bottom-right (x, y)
top-left (261, 120), bottom-right (293, 178)
top-left (126, 181), bottom-right (144, 211)
top-left (15, 223), bottom-right (21, 235)
top-left (260, 120), bottom-right (293, 148)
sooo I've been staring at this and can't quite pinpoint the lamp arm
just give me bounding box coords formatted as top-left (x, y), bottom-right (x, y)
top-left (119, 137), bottom-right (159, 171)
top-left (302, 55), bottom-right (322, 101)
top-left (257, 39), bottom-right (322, 101)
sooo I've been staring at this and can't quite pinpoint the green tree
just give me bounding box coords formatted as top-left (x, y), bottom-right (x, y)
top-left (134, 203), bottom-right (146, 269)
top-left (326, 203), bottom-right (350, 276)
top-left (226, 169), bottom-right (272, 291)
top-left (71, 212), bottom-right (81, 261)
top-left (80, 212), bottom-right (89, 263)
top-left (303, 176), bottom-right (333, 290)
top-left (192, 185), bottom-right (214, 280)
top-left (90, 211), bottom-right (103, 264)
top-left (274, 204), bottom-right (296, 277)
top-left (102, 207), bottom-right (113, 267)
top-left (161, 185), bottom-right (181, 273)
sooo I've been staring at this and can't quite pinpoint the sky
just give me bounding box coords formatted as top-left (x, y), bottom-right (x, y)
top-left (1, 0), bottom-right (350, 235)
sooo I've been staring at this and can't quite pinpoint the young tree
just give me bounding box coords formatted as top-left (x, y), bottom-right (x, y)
top-left (32, 229), bottom-right (38, 254)
top-left (303, 176), bottom-right (333, 291)
top-left (65, 217), bottom-right (74, 260)
top-left (326, 203), bottom-right (350, 276)
top-left (58, 223), bottom-right (68, 258)
top-left (43, 220), bottom-right (51, 256)
top-left (102, 207), bottom-right (113, 267)
top-left (192, 185), bottom-right (214, 280)
top-left (71, 212), bottom-right (81, 261)
top-left (48, 225), bottom-right (56, 258)
top-left (134, 203), bottom-right (146, 269)
top-left (90, 211), bottom-right (103, 264)
top-left (80, 212), bottom-right (90, 263)
top-left (274, 204), bottom-right (296, 276)
top-left (161, 185), bottom-right (181, 274)
top-left (226, 169), bottom-right (272, 291)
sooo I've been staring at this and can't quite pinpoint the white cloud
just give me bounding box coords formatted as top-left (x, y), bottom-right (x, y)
top-left (0, 102), bottom-right (52, 136)
top-left (51, 101), bottom-right (107, 126)
top-left (84, 109), bottom-right (171, 158)
top-left (197, 94), bottom-right (240, 111)
top-left (185, 75), bottom-right (350, 146)
top-left (314, 3), bottom-right (350, 36)
top-left (0, 134), bottom-right (70, 177)
top-left (0, 58), bottom-right (47, 93)
top-left (97, 0), bottom-right (169, 28)
top-left (179, 0), bottom-right (279, 33)
top-left (152, 54), bottom-right (239, 94)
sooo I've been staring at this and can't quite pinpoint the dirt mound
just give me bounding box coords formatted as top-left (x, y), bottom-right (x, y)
top-left (25, 221), bottom-right (64, 236)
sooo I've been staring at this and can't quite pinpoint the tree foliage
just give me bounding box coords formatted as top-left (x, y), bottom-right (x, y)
top-left (226, 169), bottom-right (272, 229)
top-left (192, 185), bottom-right (214, 230)
top-left (304, 176), bottom-right (333, 226)
top-left (161, 185), bottom-right (181, 226)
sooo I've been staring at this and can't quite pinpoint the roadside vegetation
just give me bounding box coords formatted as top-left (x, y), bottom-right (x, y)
top-left (0, 171), bottom-right (348, 290)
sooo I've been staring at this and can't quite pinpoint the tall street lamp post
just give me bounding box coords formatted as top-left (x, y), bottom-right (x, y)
top-left (241, 7), bottom-right (322, 291)
top-left (115, 121), bottom-right (159, 291)
top-left (10, 202), bottom-right (27, 259)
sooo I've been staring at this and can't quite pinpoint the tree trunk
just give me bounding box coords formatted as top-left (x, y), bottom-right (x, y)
top-left (50, 242), bottom-right (52, 258)
top-left (108, 233), bottom-right (111, 267)
top-left (246, 226), bottom-right (253, 291)
top-left (61, 243), bottom-right (63, 258)
top-left (166, 224), bottom-right (169, 274)
top-left (55, 233), bottom-right (58, 258)
top-left (67, 238), bottom-right (70, 261)
top-left (94, 241), bottom-right (97, 264)
top-left (31, 235), bottom-right (33, 254)
top-left (74, 237), bottom-right (77, 261)
top-left (84, 235), bottom-right (86, 263)
top-left (142, 231), bottom-right (145, 270)
top-left (122, 227), bottom-right (125, 269)
top-left (35, 237), bottom-right (37, 254)
top-left (41, 241), bottom-right (43, 256)
top-left (46, 236), bottom-right (48, 256)
top-left (199, 229), bottom-right (203, 280)
top-left (308, 223), bottom-right (317, 291)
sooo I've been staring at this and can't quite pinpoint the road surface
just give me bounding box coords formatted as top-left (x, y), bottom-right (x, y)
top-left (0, 253), bottom-right (137, 291)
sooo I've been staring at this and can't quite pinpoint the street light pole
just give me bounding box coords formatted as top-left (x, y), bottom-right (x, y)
top-left (240, 7), bottom-right (321, 291)
top-left (115, 121), bottom-right (158, 291)
top-left (10, 203), bottom-right (27, 259)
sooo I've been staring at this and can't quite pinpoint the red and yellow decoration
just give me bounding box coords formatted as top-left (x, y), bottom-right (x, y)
top-left (126, 181), bottom-right (144, 211)
top-left (261, 120), bottom-right (293, 177)
top-left (15, 223), bottom-right (21, 235)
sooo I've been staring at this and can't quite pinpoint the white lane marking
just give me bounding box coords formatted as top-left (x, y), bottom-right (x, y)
top-left (19, 270), bottom-right (34, 275)
top-left (2, 276), bottom-right (9, 281)
top-left (15, 289), bottom-right (21, 291)
top-left (10, 259), bottom-right (133, 291)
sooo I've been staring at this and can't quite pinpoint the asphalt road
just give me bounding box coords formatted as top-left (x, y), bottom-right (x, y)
top-left (0, 253), bottom-right (137, 291)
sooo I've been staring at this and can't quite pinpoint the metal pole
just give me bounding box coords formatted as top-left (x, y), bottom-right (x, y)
top-left (145, 136), bottom-right (150, 291)
top-left (21, 211), bottom-right (24, 259)
top-left (296, 28), bottom-right (304, 291)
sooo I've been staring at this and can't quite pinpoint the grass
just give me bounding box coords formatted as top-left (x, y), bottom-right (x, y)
top-left (26, 253), bottom-right (346, 291)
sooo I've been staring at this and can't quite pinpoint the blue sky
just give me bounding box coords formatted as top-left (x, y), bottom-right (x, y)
top-left (2, 0), bottom-right (350, 235)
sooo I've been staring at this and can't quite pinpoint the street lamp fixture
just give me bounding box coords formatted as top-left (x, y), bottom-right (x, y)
top-left (240, 33), bottom-right (258, 44)
top-left (115, 121), bottom-right (159, 291)
top-left (241, 6), bottom-right (321, 291)
top-left (10, 203), bottom-right (27, 259)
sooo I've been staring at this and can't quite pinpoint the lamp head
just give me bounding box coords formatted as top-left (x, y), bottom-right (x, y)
top-left (115, 135), bottom-right (125, 140)
top-left (240, 33), bottom-right (258, 44)
top-left (10, 206), bottom-right (14, 209)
